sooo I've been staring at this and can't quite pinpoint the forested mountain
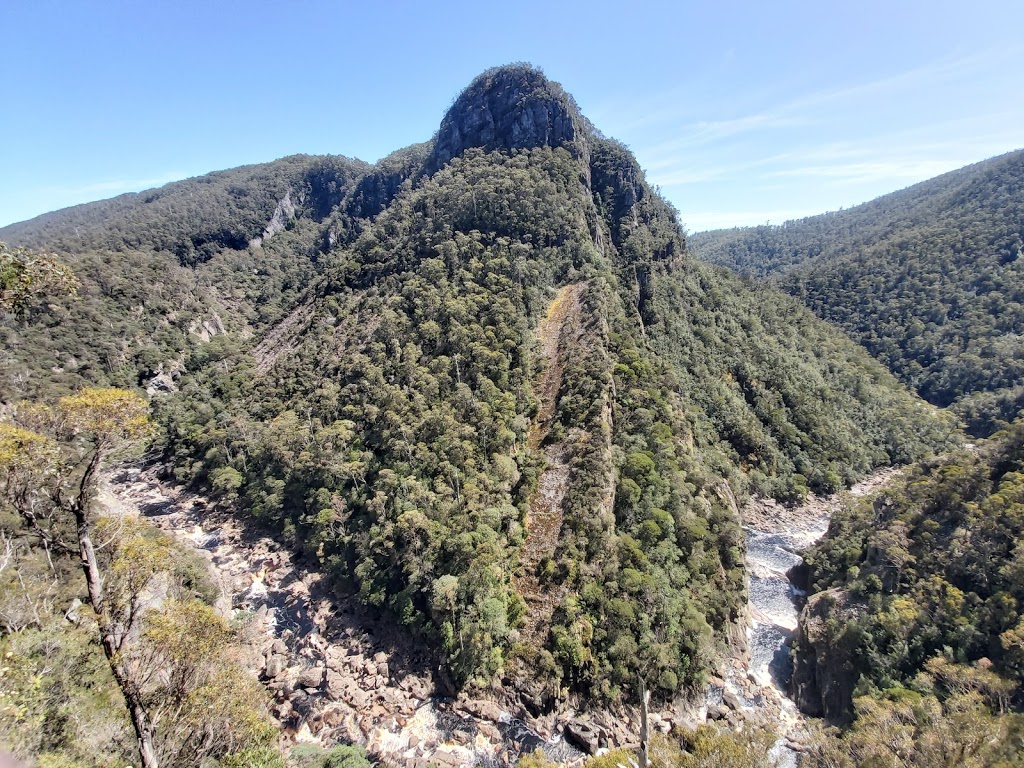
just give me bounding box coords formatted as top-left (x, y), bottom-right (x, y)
top-left (690, 150), bottom-right (1024, 435)
top-left (792, 421), bottom-right (1024, 765)
top-left (0, 65), bottom-right (955, 765)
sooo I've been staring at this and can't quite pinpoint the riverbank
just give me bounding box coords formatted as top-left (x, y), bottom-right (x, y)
top-left (725, 469), bottom-right (902, 763)
top-left (99, 463), bottom-right (900, 765)
top-left (99, 466), bottom-right (682, 765)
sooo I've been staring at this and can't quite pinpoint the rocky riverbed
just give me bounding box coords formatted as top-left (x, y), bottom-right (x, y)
top-left (100, 464), bottom-right (898, 766)
top-left (715, 469), bottom-right (901, 765)
top-left (100, 466), bottom-right (691, 766)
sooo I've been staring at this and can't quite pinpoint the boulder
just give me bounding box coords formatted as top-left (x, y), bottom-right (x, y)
top-left (707, 704), bottom-right (729, 721)
top-left (459, 698), bottom-right (503, 723)
top-left (64, 598), bottom-right (83, 624)
top-left (264, 654), bottom-right (287, 680)
top-left (478, 722), bottom-right (501, 741)
top-left (428, 750), bottom-right (464, 768)
top-left (297, 666), bottom-right (324, 689)
top-left (325, 670), bottom-right (347, 699)
top-left (722, 689), bottom-right (744, 711)
top-left (564, 719), bottom-right (602, 755)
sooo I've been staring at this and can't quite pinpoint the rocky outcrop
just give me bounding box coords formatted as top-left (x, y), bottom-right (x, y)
top-left (344, 142), bottom-right (432, 220)
top-left (254, 191), bottom-right (297, 245)
top-left (791, 588), bottom-right (861, 720)
top-left (432, 65), bottom-right (588, 168)
top-left (563, 718), bottom-right (604, 755)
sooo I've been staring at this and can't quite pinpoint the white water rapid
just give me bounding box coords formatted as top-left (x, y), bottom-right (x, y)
top-left (716, 470), bottom-right (900, 766)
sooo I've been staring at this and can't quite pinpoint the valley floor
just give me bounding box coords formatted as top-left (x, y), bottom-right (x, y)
top-left (100, 466), bottom-right (590, 766)
top-left (97, 463), bottom-right (904, 766)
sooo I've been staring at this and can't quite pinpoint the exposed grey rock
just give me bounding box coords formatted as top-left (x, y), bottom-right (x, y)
top-left (458, 698), bottom-right (502, 723)
top-left (64, 598), bottom-right (82, 624)
top-left (707, 704), bottom-right (729, 721)
top-left (297, 666), bottom-right (324, 689)
top-left (722, 689), bottom-right (744, 711)
top-left (792, 588), bottom-right (860, 719)
top-left (264, 654), bottom-right (287, 680)
top-left (260, 191), bottom-right (296, 242)
top-left (564, 718), bottom-right (602, 755)
top-left (428, 750), bottom-right (464, 768)
top-left (432, 65), bottom-right (587, 169)
top-left (325, 670), bottom-right (346, 700)
top-left (144, 370), bottom-right (178, 396)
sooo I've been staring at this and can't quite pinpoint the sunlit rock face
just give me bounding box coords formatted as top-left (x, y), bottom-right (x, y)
top-left (432, 65), bottom-right (587, 168)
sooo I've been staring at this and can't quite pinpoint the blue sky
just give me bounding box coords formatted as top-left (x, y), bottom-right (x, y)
top-left (2, 0), bottom-right (1021, 232)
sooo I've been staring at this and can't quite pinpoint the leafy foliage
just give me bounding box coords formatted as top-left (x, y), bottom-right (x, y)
top-left (0, 389), bottom-right (279, 767)
top-left (691, 150), bottom-right (1024, 434)
top-left (159, 136), bottom-right (945, 698)
top-left (804, 689), bottom-right (1024, 767)
top-left (798, 421), bottom-right (1024, 737)
top-left (0, 242), bottom-right (78, 316)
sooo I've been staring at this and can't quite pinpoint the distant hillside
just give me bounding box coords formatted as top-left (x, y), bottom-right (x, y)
top-left (0, 147), bottom-right (437, 402)
top-left (691, 150), bottom-right (1024, 434)
top-left (0, 64), bottom-right (950, 709)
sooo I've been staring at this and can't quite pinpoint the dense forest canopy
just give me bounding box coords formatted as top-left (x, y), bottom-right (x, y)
top-left (0, 64), bottom-right (950, 700)
top-left (791, 420), bottom-right (1024, 765)
top-left (690, 150), bottom-right (1024, 435)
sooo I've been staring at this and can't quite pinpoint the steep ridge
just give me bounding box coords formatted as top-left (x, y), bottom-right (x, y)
top-left (1, 64), bottom-right (951, 720)
top-left (690, 149), bottom-right (1024, 434)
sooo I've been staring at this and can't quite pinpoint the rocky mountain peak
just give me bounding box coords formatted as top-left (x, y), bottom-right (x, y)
top-left (432, 64), bottom-right (588, 168)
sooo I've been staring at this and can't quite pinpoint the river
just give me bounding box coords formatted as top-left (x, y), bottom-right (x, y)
top-left (733, 469), bottom-right (900, 765)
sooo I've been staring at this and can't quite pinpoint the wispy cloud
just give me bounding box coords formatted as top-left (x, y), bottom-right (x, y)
top-left (642, 113), bottom-right (809, 160)
top-left (767, 159), bottom-right (960, 185)
top-left (625, 49), bottom-right (1020, 190)
top-left (631, 55), bottom-right (1021, 232)
top-left (601, 51), bottom-right (1001, 147)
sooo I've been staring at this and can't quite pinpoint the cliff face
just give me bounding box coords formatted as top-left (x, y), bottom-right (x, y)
top-left (791, 588), bottom-right (861, 721)
top-left (432, 65), bottom-right (588, 168)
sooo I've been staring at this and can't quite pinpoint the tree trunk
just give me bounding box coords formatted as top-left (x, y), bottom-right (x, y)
top-left (73, 449), bottom-right (160, 768)
top-left (639, 678), bottom-right (650, 768)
